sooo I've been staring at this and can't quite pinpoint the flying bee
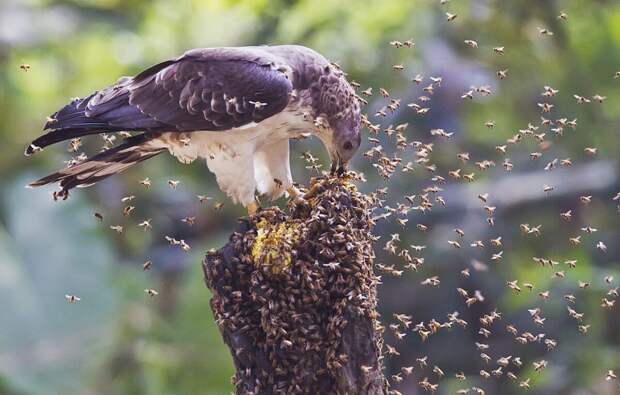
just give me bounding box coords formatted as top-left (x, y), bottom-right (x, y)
top-left (65, 294), bottom-right (81, 303)
top-left (139, 177), bottom-right (151, 188)
top-left (110, 225), bottom-right (123, 234)
top-left (181, 216), bottom-right (196, 226)
top-left (464, 39), bottom-right (478, 48)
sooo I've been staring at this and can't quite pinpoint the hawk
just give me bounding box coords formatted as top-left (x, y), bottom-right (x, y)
top-left (26, 45), bottom-right (361, 214)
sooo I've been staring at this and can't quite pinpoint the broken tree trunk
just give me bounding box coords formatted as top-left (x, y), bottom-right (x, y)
top-left (203, 176), bottom-right (387, 395)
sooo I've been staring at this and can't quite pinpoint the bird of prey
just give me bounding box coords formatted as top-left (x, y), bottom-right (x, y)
top-left (26, 45), bottom-right (361, 214)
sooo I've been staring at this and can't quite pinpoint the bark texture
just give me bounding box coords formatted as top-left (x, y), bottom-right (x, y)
top-left (203, 176), bottom-right (386, 395)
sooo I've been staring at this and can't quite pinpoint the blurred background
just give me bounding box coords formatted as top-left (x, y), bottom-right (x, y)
top-left (1, 0), bottom-right (619, 394)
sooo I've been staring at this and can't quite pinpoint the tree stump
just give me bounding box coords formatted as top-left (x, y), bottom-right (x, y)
top-left (203, 176), bottom-right (387, 395)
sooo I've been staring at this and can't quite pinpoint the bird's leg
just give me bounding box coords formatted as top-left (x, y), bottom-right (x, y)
top-left (246, 201), bottom-right (259, 216)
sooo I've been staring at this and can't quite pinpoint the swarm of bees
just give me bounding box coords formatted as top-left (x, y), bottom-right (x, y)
top-left (203, 176), bottom-right (386, 394)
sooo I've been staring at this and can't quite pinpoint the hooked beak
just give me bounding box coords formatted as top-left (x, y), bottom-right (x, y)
top-left (330, 154), bottom-right (347, 177)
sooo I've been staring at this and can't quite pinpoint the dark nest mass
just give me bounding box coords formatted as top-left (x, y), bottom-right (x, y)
top-left (203, 176), bottom-right (387, 395)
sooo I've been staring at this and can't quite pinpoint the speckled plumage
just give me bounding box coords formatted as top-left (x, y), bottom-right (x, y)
top-left (27, 45), bottom-right (361, 206)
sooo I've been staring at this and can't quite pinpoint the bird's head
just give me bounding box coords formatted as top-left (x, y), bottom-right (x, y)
top-left (329, 115), bottom-right (361, 175)
top-left (305, 62), bottom-right (362, 176)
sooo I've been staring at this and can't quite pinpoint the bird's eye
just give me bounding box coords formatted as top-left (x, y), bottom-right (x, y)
top-left (343, 141), bottom-right (353, 150)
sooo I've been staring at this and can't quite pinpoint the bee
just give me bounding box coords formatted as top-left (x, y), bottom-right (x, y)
top-left (471, 240), bottom-right (485, 249)
top-left (138, 219), bottom-right (152, 231)
top-left (94, 212), bottom-right (104, 221)
top-left (533, 360), bottom-right (548, 372)
top-left (197, 195), bottom-right (211, 204)
top-left (464, 39), bottom-right (478, 48)
top-left (144, 288), bottom-right (159, 297)
top-left (20, 64), bottom-right (31, 71)
top-left (497, 69), bottom-right (508, 79)
top-left (140, 177), bottom-right (152, 188)
top-left (446, 12), bottom-right (457, 21)
top-left (584, 147), bottom-right (598, 156)
top-left (493, 46), bottom-right (505, 55)
top-left (448, 240), bottom-right (461, 249)
top-left (249, 100), bottom-right (267, 109)
top-left (596, 241), bottom-right (608, 252)
top-left (65, 294), bottom-right (81, 303)
top-left (181, 216), bottom-right (196, 226)
top-left (110, 225), bottom-right (123, 234)
top-left (537, 27), bottom-right (553, 36)
top-left (401, 366), bottom-right (414, 376)
top-left (574, 94), bottom-right (591, 104)
top-left (142, 260), bottom-right (153, 270)
top-left (537, 102), bottom-right (554, 112)
top-left (461, 90), bottom-right (474, 100)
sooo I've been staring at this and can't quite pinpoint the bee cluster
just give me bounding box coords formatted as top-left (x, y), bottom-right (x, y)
top-left (203, 176), bottom-right (387, 395)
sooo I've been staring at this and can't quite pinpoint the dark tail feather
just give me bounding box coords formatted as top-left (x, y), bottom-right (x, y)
top-left (28, 134), bottom-right (164, 194)
top-left (25, 95), bottom-right (121, 156)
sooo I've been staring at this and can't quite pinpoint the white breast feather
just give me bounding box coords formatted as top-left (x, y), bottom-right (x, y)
top-left (161, 106), bottom-right (314, 206)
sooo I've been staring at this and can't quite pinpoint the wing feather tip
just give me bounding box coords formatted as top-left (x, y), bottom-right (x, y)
top-left (24, 144), bottom-right (42, 156)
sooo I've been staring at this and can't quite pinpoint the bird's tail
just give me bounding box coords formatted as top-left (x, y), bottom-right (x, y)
top-left (25, 95), bottom-right (125, 156)
top-left (28, 134), bottom-right (164, 197)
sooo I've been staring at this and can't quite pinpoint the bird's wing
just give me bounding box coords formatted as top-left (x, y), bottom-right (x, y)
top-left (28, 48), bottom-right (293, 154)
top-left (87, 48), bottom-right (294, 131)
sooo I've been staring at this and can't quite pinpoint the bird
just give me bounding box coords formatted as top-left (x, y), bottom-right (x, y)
top-left (25, 45), bottom-right (362, 214)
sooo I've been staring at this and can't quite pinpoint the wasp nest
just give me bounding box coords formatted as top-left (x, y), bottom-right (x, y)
top-left (203, 176), bottom-right (386, 395)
